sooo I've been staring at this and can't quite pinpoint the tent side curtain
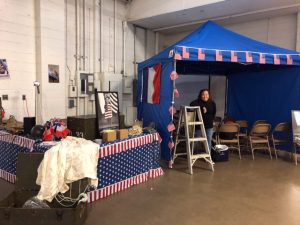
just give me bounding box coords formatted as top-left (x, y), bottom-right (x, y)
top-left (227, 67), bottom-right (300, 129)
top-left (137, 61), bottom-right (174, 161)
top-left (173, 46), bottom-right (300, 66)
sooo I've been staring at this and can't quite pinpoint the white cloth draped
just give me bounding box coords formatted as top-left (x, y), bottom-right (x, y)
top-left (36, 136), bottom-right (99, 202)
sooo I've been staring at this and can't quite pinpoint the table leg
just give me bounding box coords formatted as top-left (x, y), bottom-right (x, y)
top-left (294, 143), bottom-right (298, 166)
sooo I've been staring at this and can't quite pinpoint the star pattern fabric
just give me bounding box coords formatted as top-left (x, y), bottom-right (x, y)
top-left (0, 131), bottom-right (35, 182)
top-left (98, 141), bottom-right (160, 188)
top-left (0, 131), bottom-right (163, 202)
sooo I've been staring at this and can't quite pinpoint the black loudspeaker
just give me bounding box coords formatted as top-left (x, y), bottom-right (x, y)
top-left (23, 117), bottom-right (36, 136)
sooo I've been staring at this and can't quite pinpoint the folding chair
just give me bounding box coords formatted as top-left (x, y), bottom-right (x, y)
top-left (218, 123), bottom-right (241, 159)
top-left (271, 122), bottom-right (291, 159)
top-left (249, 123), bottom-right (272, 160)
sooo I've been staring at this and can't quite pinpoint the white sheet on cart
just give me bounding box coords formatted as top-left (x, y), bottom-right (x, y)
top-left (36, 136), bottom-right (99, 202)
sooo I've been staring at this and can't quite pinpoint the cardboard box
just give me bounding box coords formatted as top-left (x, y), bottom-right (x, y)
top-left (117, 129), bottom-right (129, 140)
top-left (102, 130), bottom-right (117, 142)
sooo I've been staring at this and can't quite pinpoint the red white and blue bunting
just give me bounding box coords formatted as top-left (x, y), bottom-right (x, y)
top-left (173, 46), bottom-right (300, 65)
top-left (0, 131), bottom-right (35, 151)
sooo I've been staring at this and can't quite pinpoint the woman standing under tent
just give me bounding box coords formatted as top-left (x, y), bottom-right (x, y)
top-left (190, 89), bottom-right (216, 151)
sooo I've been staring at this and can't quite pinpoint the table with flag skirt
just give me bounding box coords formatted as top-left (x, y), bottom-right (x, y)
top-left (0, 130), bottom-right (164, 203)
top-left (0, 131), bottom-right (35, 183)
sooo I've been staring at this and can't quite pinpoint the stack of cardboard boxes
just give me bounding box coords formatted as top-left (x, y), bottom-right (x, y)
top-left (102, 129), bottom-right (129, 142)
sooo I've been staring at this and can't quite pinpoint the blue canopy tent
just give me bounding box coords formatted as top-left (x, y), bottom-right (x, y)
top-left (137, 21), bottom-right (300, 162)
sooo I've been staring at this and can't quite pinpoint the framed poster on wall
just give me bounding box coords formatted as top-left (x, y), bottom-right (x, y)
top-left (48, 64), bottom-right (59, 83)
top-left (0, 59), bottom-right (9, 77)
top-left (95, 90), bottom-right (120, 134)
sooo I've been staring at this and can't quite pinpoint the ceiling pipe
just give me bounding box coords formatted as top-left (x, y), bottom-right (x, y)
top-left (65, 0), bottom-right (70, 117)
top-left (75, 0), bottom-right (78, 72)
top-left (78, 0), bottom-right (82, 70)
top-left (144, 29), bottom-right (147, 60)
top-left (99, 0), bottom-right (103, 73)
top-left (75, 0), bottom-right (79, 116)
top-left (296, 12), bottom-right (300, 51)
top-left (133, 25), bottom-right (136, 79)
top-left (133, 24), bottom-right (147, 78)
top-left (88, 7), bottom-right (91, 72)
top-left (83, 0), bottom-right (86, 71)
top-left (122, 21), bottom-right (127, 76)
top-left (155, 32), bottom-right (159, 54)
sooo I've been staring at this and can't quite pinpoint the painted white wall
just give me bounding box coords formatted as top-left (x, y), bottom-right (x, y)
top-left (128, 0), bottom-right (224, 20)
top-left (227, 14), bottom-right (297, 50)
top-left (0, 0), bottom-right (36, 121)
top-left (162, 14), bottom-right (298, 51)
top-left (0, 0), bottom-right (156, 125)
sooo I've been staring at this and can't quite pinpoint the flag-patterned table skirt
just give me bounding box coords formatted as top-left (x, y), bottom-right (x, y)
top-left (0, 131), bottom-right (164, 203)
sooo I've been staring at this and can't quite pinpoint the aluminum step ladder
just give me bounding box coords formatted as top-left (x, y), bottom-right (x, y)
top-left (173, 106), bottom-right (214, 174)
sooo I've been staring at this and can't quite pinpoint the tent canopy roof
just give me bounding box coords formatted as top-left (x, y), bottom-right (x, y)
top-left (139, 21), bottom-right (300, 74)
top-left (173, 21), bottom-right (297, 53)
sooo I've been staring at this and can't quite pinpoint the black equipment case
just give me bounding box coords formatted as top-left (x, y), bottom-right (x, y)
top-left (0, 153), bottom-right (89, 225)
top-left (67, 115), bottom-right (97, 140)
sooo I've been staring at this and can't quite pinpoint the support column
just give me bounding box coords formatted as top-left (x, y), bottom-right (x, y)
top-left (296, 12), bottom-right (300, 51)
top-left (34, 0), bottom-right (67, 124)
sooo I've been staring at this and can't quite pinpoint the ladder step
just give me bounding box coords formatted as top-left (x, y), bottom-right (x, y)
top-left (172, 105), bottom-right (214, 173)
top-left (187, 122), bottom-right (203, 125)
top-left (189, 137), bottom-right (207, 142)
top-left (184, 106), bottom-right (201, 110)
top-left (191, 153), bottom-right (211, 160)
top-left (174, 153), bottom-right (187, 156)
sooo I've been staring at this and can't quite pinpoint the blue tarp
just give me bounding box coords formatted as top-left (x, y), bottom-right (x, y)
top-left (138, 21), bottom-right (300, 161)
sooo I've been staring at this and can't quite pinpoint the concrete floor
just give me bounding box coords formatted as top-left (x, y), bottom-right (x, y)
top-left (1, 153), bottom-right (300, 225)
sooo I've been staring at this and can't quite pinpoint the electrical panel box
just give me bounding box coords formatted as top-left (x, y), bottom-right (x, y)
top-left (68, 99), bottom-right (76, 108)
top-left (77, 71), bottom-right (94, 97)
top-left (123, 77), bottom-right (133, 94)
top-left (68, 85), bottom-right (77, 98)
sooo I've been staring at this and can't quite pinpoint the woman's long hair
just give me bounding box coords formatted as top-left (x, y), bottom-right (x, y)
top-left (198, 88), bottom-right (211, 101)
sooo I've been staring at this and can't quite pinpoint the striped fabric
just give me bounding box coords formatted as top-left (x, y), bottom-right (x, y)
top-left (0, 169), bottom-right (16, 183)
top-left (88, 168), bottom-right (163, 203)
top-left (104, 103), bottom-right (113, 119)
top-left (109, 93), bottom-right (118, 113)
top-left (0, 132), bottom-right (163, 203)
top-left (174, 46), bottom-right (300, 66)
top-left (0, 131), bottom-right (35, 150)
top-left (0, 131), bottom-right (35, 183)
top-left (99, 133), bottom-right (160, 158)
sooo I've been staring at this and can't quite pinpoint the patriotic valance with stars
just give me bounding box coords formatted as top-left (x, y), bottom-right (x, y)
top-left (172, 46), bottom-right (299, 66)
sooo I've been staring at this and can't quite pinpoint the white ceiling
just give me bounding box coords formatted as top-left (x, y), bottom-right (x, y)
top-left (129, 0), bottom-right (300, 34)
